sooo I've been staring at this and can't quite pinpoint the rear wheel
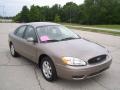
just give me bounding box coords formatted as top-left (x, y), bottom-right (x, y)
top-left (40, 56), bottom-right (57, 81)
top-left (10, 43), bottom-right (19, 57)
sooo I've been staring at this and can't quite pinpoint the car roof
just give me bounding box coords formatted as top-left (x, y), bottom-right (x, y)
top-left (25, 22), bottom-right (60, 27)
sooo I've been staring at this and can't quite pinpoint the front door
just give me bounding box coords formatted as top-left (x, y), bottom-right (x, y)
top-left (22, 25), bottom-right (38, 62)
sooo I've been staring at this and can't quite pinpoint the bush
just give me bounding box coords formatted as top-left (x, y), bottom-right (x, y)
top-left (54, 14), bottom-right (61, 22)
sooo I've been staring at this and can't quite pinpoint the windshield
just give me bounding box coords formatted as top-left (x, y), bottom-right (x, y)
top-left (36, 25), bottom-right (80, 43)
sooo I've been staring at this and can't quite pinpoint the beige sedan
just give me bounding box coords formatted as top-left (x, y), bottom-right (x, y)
top-left (9, 22), bottom-right (112, 81)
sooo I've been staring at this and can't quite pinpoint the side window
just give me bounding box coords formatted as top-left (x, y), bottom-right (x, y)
top-left (24, 26), bottom-right (37, 41)
top-left (37, 26), bottom-right (48, 36)
top-left (15, 26), bottom-right (26, 38)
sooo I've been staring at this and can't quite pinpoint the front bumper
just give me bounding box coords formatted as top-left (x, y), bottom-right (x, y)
top-left (56, 58), bottom-right (112, 80)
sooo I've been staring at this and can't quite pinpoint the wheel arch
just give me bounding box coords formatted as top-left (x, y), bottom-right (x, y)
top-left (38, 54), bottom-right (58, 81)
top-left (9, 41), bottom-right (13, 47)
top-left (38, 54), bottom-right (51, 67)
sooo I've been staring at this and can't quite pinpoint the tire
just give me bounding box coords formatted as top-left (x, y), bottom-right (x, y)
top-left (10, 43), bottom-right (19, 57)
top-left (40, 56), bottom-right (57, 81)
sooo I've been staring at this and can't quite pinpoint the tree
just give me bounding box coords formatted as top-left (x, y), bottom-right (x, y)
top-left (54, 14), bottom-right (61, 22)
top-left (13, 13), bottom-right (21, 22)
top-left (50, 4), bottom-right (62, 21)
top-left (13, 1), bottom-right (120, 24)
top-left (29, 5), bottom-right (40, 22)
top-left (40, 6), bottom-right (51, 21)
top-left (20, 6), bottom-right (30, 22)
top-left (80, 0), bottom-right (120, 24)
top-left (63, 2), bottom-right (79, 23)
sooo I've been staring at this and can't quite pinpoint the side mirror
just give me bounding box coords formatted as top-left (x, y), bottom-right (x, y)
top-left (27, 37), bottom-right (34, 42)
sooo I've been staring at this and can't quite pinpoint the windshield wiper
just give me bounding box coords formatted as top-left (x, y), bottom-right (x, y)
top-left (41, 39), bottom-right (60, 43)
top-left (60, 37), bottom-right (80, 41)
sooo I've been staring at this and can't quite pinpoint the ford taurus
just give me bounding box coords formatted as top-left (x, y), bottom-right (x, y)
top-left (8, 22), bottom-right (112, 81)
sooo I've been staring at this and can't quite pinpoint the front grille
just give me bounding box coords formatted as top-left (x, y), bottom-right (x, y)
top-left (88, 54), bottom-right (107, 64)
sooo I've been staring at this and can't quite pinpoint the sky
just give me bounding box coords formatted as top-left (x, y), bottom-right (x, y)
top-left (0, 0), bottom-right (84, 17)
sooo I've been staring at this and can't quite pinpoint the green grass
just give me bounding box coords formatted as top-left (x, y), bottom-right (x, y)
top-left (90, 25), bottom-right (120, 30)
top-left (60, 23), bottom-right (87, 27)
top-left (61, 23), bottom-right (120, 30)
top-left (67, 26), bottom-right (120, 36)
top-left (60, 23), bottom-right (120, 36)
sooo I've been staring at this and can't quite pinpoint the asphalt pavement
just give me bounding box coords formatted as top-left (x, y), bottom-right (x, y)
top-left (0, 23), bottom-right (120, 90)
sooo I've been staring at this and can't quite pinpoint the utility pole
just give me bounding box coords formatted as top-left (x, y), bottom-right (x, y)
top-left (0, 5), bottom-right (3, 17)
top-left (94, 0), bottom-right (96, 4)
top-left (0, 5), bottom-right (5, 22)
top-left (3, 5), bottom-right (4, 20)
top-left (70, 6), bottom-right (71, 24)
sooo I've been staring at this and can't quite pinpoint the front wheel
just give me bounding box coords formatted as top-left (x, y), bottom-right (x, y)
top-left (41, 57), bottom-right (57, 81)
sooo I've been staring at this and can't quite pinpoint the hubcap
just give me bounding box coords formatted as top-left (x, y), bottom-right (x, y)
top-left (42, 61), bottom-right (52, 78)
top-left (10, 45), bottom-right (15, 55)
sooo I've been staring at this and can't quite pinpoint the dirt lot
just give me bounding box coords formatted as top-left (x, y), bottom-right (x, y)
top-left (0, 23), bottom-right (120, 90)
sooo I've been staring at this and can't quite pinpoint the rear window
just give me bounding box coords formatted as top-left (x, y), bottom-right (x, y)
top-left (15, 26), bottom-right (26, 38)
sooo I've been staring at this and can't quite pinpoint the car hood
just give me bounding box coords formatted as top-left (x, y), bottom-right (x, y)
top-left (40, 39), bottom-right (107, 61)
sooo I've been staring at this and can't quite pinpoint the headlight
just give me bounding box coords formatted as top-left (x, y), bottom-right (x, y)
top-left (62, 57), bottom-right (86, 66)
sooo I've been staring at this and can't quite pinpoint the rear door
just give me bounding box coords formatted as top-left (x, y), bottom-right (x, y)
top-left (13, 25), bottom-right (27, 55)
